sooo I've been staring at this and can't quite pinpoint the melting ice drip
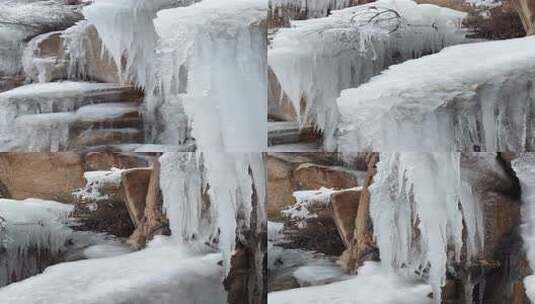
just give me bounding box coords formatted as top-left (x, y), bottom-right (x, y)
top-left (512, 153), bottom-right (535, 301)
top-left (369, 153), bottom-right (484, 303)
top-left (159, 152), bottom-right (266, 275)
top-left (0, 199), bottom-right (73, 287)
top-left (269, 0), bottom-right (467, 149)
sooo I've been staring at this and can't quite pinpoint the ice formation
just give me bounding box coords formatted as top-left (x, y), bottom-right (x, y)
top-left (0, 236), bottom-right (226, 304)
top-left (269, 0), bottom-right (467, 149)
top-left (0, 199), bottom-right (73, 286)
top-left (159, 152), bottom-right (266, 275)
top-left (270, 0), bottom-right (352, 18)
top-left (269, 261), bottom-right (433, 304)
top-left (335, 36), bottom-right (535, 152)
top-left (84, 0), bottom-right (267, 149)
top-left (511, 153), bottom-right (535, 301)
top-left (369, 153), bottom-right (484, 303)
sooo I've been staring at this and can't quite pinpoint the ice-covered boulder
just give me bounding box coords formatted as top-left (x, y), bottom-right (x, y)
top-left (335, 36), bottom-right (535, 152)
top-left (0, 0), bottom-right (83, 91)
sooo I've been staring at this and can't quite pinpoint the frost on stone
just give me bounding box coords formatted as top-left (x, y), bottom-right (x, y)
top-left (335, 36), bottom-right (535, 152)
top-left (369, 153), bottom-right (487, 303)
top-left (269, 0), bottom-right (467, 149)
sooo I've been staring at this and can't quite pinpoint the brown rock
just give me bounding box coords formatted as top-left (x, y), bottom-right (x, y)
top-left (0, 153), bottom-right (84, 203)
top-left (120, 168), bottom-right (152, 227)
top-left (128, 158), bottom-right (169, 247)
top-left (343, 152), bottom-right (379, 272)
top-left (293, 163), bottom-right (359, 190)
top-left (330, 188), bottom-right (361, 248)
top-left (515, 0), bottom-right (535, 35)
top-left (267, 155), bottom-right (296, 219)
top-left (268, 67), bottom-right (297, 121)
top-left (85, 152), bottom-right (148, 171)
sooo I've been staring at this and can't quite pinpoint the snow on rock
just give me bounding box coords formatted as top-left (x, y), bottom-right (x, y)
top-left (0, 236), bottom-right (226, 304)
top-left (0, 198), bottom-right (74, 286)
top-left (269, 0), bottom-right (467, 149)
top-left (335, 36), bottom-right (535, 152)
top-left (282, 188), bottom-right (336, 225)
top-left (369, 153), bottom-right (487, 303)
top-left (268, 261), bottom-right (432, 304)
top-left (73, 168), bottom-right (125, 202)
top-left (511, 153), bottom-right (535, 302)
top-left (0, 81), bottom-right (140, 151)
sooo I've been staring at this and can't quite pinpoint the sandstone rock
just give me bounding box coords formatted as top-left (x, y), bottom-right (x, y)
top-left (268, 67), bottom-right (297, 121)
top-left (330, 188), bottom-right (361, 248)
top-left (267, 155), bottom-right (296, 219)
top-left (342, 152), bottom-right (379, 272)
top-left (84, 151), bottom-right (148, 171)
top-left (515, 0), bottom-right (535, 35)
top-left (120, 168), bottom-right (152, 227)
top-left (293, 163), bottom-right (359, 190)
top-left (128, 158), bottom-right (169, 247)
top-left (0, 153), bottom-right (84, 203)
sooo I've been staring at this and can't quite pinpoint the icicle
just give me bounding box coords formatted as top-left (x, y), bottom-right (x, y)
top-left (512, 154), bottom-right (535, 301)
top-left (0, 199), bottom-right (73, 286)
top-left (370, 153), bottom-right (466, 303)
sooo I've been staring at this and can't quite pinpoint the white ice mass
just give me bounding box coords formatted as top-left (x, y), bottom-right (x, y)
top-left (335, 36), bottom-right (535, 152)
top-left (512, 154), bottom-right (535, 301)
top-left (269, 0), bottom-right (466, 148)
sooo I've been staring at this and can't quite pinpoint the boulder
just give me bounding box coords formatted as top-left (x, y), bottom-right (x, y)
top-left (121, 168), bottom-right (152, 227)
top-left (330, 188), bottom-right (361, 248)
top-left (0, 1), bottom-right (82, 86)
top-left (515, 0), bottom-right (535, 35)
top-left (0, 153), bottom-right (84, 203)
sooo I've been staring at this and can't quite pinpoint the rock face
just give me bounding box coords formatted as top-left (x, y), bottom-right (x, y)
top-left (0, 81), bottom-right (144, 151)
top-left (268, 68), bottom-right (297, 121)
top-left (515, 0), bottom-right (535, 35)
top-left (330, 188), bottom-right (361, 248)
top-left (341, 153), bottom-right (378, 272)
top-left (267, 153), bottom-right (362, 218)
top-left (0, 153), bottom-right (84, 203)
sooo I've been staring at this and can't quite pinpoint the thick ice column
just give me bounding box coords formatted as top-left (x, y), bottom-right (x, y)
top-left (512, 154), bottom-right (535, 301)
top-left (370, 153), bottom-right (469, 303)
